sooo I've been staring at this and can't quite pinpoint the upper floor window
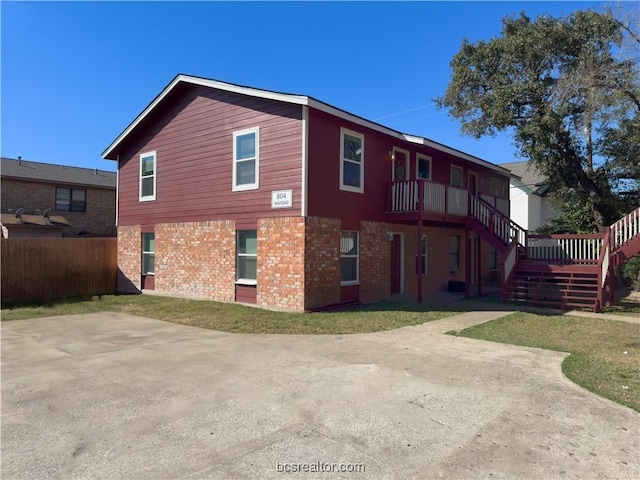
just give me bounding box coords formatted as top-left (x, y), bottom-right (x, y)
top-left (140, 151), bottom-right (157, 201)
top-left (417, 154), bottom-right (432, 180)
top-left (56, 187), bottom-right (86, 212)
top-left (233, 127), bottom-right (259, 191)
top-left (340, 128), bottom-right (364, 193)
top-left (491, 177), bottom-right (501, 197)
top-left (451, 165), bottom-right (463, 188)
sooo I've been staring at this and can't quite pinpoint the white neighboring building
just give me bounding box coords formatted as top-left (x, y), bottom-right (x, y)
top-left (502, 161), bottom-right (556, 232)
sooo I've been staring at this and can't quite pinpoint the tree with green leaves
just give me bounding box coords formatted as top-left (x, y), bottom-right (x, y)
top-left (436, 8), bottom-right (639, 233)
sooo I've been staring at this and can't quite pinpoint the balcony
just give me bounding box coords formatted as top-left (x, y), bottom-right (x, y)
top-left (386, 179), bottom-right (508, 224)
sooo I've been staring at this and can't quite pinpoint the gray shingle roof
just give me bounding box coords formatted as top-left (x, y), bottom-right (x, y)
top-left (1, 157), bottom-right (116, 189)
top-left (501, 161), bottom-right (549, 195)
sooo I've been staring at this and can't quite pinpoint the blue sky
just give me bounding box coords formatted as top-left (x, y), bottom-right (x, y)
top-left (2, 1), bottom-right (608, 172)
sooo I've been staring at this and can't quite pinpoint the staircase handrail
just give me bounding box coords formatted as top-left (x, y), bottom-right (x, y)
top-left (527, 233), bottom-right (604, 264)
top-left (500, 238), bottom-right (519, 303)
top-left (597, 228), bottom-right (611, 311)
top-left (469, 194), bottom-right (527, 248)
top-left (610, 206), bottom-right (640, 250)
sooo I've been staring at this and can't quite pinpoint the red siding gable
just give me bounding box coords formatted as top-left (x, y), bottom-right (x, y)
top-left (115, 84), bottom-right (303, 226)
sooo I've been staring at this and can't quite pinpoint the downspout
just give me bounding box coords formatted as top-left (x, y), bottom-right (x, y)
top-left (301, 106), bottom-right (308, 218)
top-left (115, 154), bottom-right (120, 229)
top-left (417, 182), bottom-right (424, 304)
top-left (477, 236), bottom-right (482, 297)
top-left (417, 221), bottom-right (423, 304)
top-left (465, 227), bottom-right (471, 298)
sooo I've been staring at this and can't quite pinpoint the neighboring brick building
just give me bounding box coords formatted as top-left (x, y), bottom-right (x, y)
top-left (1, 157), bottom-right (116, 237)
top-left (103, 74), bottom-right (514, 311)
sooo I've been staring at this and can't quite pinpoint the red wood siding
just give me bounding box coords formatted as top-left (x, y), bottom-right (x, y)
top-left (306, 108), bottom-right (509, 225)
top-left (114, 84), bottom-right (303, 226)
top-left (236, 284), bottom-right (257, 304)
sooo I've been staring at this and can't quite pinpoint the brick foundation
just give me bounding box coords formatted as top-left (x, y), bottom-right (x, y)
top-left (304, 217), bottom-right (341, 309)
top-left (117, 225), bottom-right (142, 292)
top-left (155, 220), bottom-right (235, 302)
top-left (360, 221), bottom-right (391, 304)
top-left (117, 216), bottom-right (496, 311)
top-left (257, 217), bottom-right (306, 310)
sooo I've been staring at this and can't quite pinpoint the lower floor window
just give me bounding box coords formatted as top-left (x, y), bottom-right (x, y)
top-left (420, 234), bottom-right (428, 275)
top-left (340, 231), bottom-right (359, 284)
top-left (490, 247), bottom-right (498, 270)
top-left (237, 230), bottom-right (257, 282)
top-left (142, 233), bottom-right (155, 275)
top-left (450, 235), bottom-right (460, 272)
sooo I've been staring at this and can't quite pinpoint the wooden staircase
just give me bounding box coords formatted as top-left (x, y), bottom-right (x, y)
top-left (505, 264), bottom-right (601, 310)
top-left (467, 198), bottom-right (640, 312)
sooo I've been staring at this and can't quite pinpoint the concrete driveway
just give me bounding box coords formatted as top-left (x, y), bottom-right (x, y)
top-left (2, 312), bottom-right (638, 479)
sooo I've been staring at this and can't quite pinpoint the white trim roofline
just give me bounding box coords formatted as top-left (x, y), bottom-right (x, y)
top-left (101, 74), bottom-right (510, 175)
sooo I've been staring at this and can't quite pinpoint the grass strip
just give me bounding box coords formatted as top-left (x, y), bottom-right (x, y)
top-left (1, 294), bottom-right (458, 335)
top-left (454, 312), bottom-right (640, 412)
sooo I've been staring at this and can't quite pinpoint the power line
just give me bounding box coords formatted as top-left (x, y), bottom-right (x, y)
top-left (373, 103), bottom-right (437, 121)
top-left (386, 111), bottom-right (446, 127)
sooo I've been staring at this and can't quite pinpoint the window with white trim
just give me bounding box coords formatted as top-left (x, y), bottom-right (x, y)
top-left (340, 128), bottom-right (364, 193)
top-left (236, 230), bottom-right (257, 283)
top-left (233, 127), bottom-right (259, 191)
top-left (420, 234), bottom-right (428, 275)
top-left (451, 165), bottom-right (463, 188)
top-left (139, 151), bottom-right (157, 201)
top-left (340, 231), bottom-right (359, 284)
top-left (142, 233), bottom-right (155, 275)
top-left (417, 154), bottom-right (432, 180)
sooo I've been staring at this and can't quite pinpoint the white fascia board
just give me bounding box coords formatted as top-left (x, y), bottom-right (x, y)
top-left (307, 98), bottom-right (407, 142)
top-left (403, 134), bottom-right (511, 176)
top-left (102, 74), bottom-right (310, 160)
top-left (102, 74), bottom-right (508, 179)
top-left (184, 75), bottom-right (309, 105)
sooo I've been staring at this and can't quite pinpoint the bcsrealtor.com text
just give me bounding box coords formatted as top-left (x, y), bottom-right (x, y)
top-left (276, 461), bottom-right (365, 473)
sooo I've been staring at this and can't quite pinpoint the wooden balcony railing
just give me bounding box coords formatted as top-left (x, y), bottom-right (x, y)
top-left (388, 179), bottom-right (526, 250)
top-left (388, 180), bottom-right (488, 217)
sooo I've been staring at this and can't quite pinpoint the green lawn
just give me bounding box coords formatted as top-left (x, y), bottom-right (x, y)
top-left (0, 294), bottom-right (458, 335)
top-left (453, 312), bottom-right (640, 412)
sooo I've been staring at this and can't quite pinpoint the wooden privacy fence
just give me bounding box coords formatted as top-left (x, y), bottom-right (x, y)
top-left (1, 238), bottom-right (117, 304)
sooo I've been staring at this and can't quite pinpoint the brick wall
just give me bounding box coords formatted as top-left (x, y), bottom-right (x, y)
top-left (155, 220), bottom-right (235, 302)
top-left (257, 217), bottom-right (305, 310)
top-left (360, 221), bottom-right (391, 304)
top-left (1, 178), bottom-right (116, 236)
top-left (117, 225), bottom-right (141, 292)
top-left (116, 217), bottom-right (496, 310)
top-left (304, 217), bottom-right (341, 309)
